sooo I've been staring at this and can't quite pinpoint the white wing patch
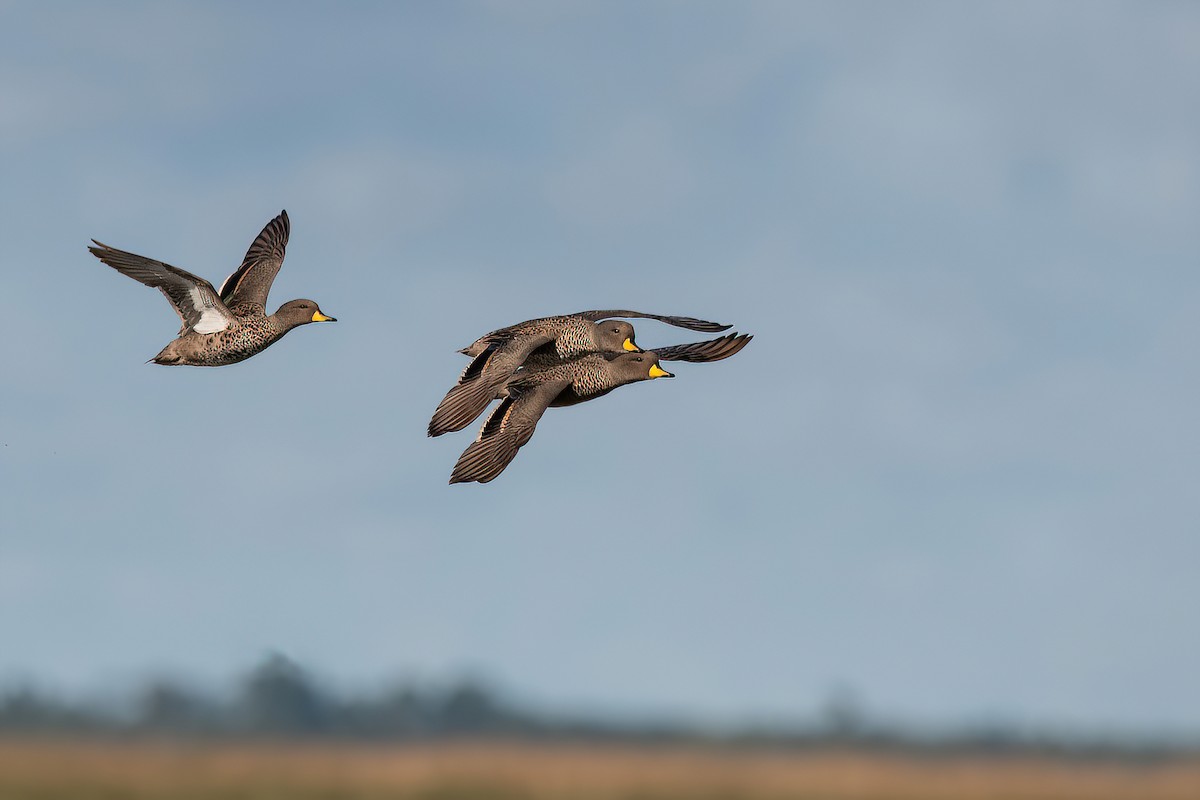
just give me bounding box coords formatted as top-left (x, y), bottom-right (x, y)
top-left (188, 286), bottom-right (231, 334)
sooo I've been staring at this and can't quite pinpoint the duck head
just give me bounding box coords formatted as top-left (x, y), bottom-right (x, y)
top-left (593, 319), bottom-right (640, 354)
top-left (276, 299), bottom-right (337, 328)
top-left (610, 350), bottom-right (674, 383)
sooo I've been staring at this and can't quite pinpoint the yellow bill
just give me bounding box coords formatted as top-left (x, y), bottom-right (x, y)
top-left (648, 364), bottom-right (673, 378)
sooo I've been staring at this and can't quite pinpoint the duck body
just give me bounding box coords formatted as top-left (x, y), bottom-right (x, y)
top-left (458, 315), bottom-right (628, 361)
top-left (430, 316), bottom-right (638, 436)
top-left (443, 334), bottom-right (754, 483)
top-left (497, 331), bottom-right (754, 401)
top-left (430, 310), bottom-right (730, 437)
top-left (449, 351), bottom-right (674, 484)
top-left (89, 211), bottom-right (336, 367)
top-left (148, 302), bottom-right (324, 366)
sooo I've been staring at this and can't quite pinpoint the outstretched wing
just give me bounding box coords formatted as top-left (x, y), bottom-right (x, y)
top-left (571, 310), bottom-right (731, 333)
top-left (431, 330), bottom-right (557, 437)
top-left (449, 377), bottom-right (570, 484)
top-left (218, 210), bottom-right (290, 310)
top-left (647, 332), bottom-right (753, 363)
top-left (428, 345), bottom-right (505, 437)
top-left (89, 241), bottom-right (235, 335)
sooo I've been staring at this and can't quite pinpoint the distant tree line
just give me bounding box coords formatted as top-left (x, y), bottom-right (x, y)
top-left (1, 655), bottom-right (523, 740)
top-left (0, 654), bottom-right (1192, 761)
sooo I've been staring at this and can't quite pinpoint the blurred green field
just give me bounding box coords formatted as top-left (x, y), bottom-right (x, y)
top-left (0, 739), bottom-right (1197, 800)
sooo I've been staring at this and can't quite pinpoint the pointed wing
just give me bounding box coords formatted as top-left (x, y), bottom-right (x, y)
top-left (449, 376), bottom-right (570, 484)
top-left (647, 332), bottom-right (753, 363)
top-left (428, 346), bottom-right (505, 437)
top-left (429, 331), bottom-right (558, 437)
top-left (571, 310), bottom-right (731, 333)
top-left (217, 210), bottom-right (290, 310)
top-left (89, 241), bottom-right (235, 335)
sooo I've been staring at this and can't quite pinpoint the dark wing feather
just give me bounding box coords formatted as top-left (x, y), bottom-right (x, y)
top-left (89, 241), bottom-right (235, 334)
top-left (571, 310), bottom-right (731, 333)
top-left (218, 210), bottom-right (290, 309)
top-left (430, 332), bottom-right (557, 436)
top-left (428, 347), bottom-right (501, 437)
top-left (647, 333), bottom-right (753, 363)
top-left (449, 378), bottom-right (569, 484)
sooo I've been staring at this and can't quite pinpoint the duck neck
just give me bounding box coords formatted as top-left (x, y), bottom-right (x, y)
top-left (264, 312), bottom-right (300, 336)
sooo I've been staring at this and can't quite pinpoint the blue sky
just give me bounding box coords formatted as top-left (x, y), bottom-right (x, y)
top-left (2, 1), bottom-right (1199, 734)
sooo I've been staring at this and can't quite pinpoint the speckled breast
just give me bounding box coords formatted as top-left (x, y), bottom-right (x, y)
top-left (551, 318), bottom-right (596, 359)
top-left (201, 318), bottom-right (285, 366)
top-left (564, 355), bottom-right (610, 398)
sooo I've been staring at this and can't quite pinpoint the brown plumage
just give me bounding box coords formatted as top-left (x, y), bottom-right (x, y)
top-left (521, 331), bottom-right (753, 372)
top-left (449, 351), bottom-right (676, 484)
top-left (429, 310), bottom-right (730, 437)
top-left (448, 332), bottom-right (753, 484)
top-left (89, 210), bottom-right (336, 366)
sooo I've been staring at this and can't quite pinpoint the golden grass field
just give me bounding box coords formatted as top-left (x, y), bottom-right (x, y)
top-left (0, 739), bottom-right (1198, 800)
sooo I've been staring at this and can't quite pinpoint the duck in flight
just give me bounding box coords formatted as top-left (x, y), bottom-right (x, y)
top-left (448, 332), bottom-right (753, 484)
top-left (88, 210), bottom-right (335, 366)
top-left (428, 310), bottom-right (731, 436)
